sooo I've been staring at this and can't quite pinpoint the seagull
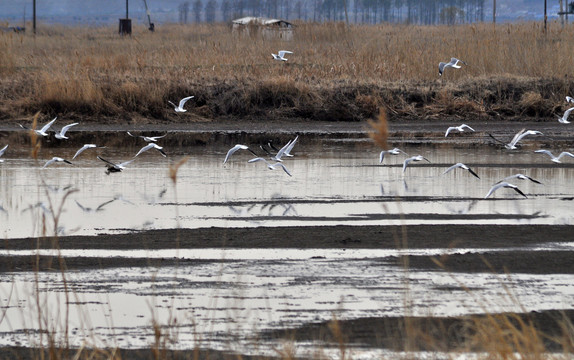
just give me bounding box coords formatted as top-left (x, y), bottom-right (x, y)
top-left (42, 157), bottom-right (72, 168)
top-left (534, 149), bottom-right (574, 163)
top-left (168, 96), bottom-right (194, 113)
top-left (248, 157), bottom-right (292, 176)
top-left (505, 129), bottom-right (543, 150)
top-left (438, 57), bottom-right (466, 76)
top-left (379, 148), bottom-right (408, 163)
top-left (18, 116), bottom-right (57, 136)
top-left (282, 136), bottom-right (299, 157)
top-left (97, 156), bottom-right (135, 175)
top-left (72, 144), bottom-right (106, 160)
top-left (484, 182), bottom-right (527, 199)
top-left (557, 107), bottom-right (574, 124)
top-left (0, 145), bottom-right (7, 162)
top-left (566, 96), bottom-right (574, 104)
top-left (271, 140), bottom-right (296, 162)
top-left (496, 173), bottom-right (542, 185)
top-left (127, 132), bottom-right (167, 142)
top-left (445, 124), bottom-right (475, 137)
top-left (402, 155), bottom-right (430, 173)
top-left (443, 163), bottom-right (480, 179)
top-left (272, 50), bottom-right (293, 61)
top-left (135, 143), bottom-right (167, 157)
top-left (75, 199), bottom-right (115, 213)
top-left (55, 122), bottom-right (79, 139)
top-left (223, 144), bottom-right (258, 164)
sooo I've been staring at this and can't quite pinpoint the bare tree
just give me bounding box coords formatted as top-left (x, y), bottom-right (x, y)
top-left (205, 0), bottom-right (217, 22)
top-left (193, 0), bottom-right (203, 23)
top-left (179, 2), bottom-right (190, 24)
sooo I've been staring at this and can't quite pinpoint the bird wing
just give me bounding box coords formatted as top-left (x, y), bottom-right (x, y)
top-left (402, 158), bottom-right (413, 172)
top-left (509, 185), bottom-right (527, 198)
top-left (96, 199), bottom-right (115, 211)
top-left (118, 159), bottom-right (135, 168)
top-left (467, 167), bottom-right (480, 179)
top-left (460, 124), bottom-right (475, 131)
top-left (484, 183), bottom-right (503, 199)
top-left (567, 96), bottom-right (574, 104)
top-left (272, 163), bottom-right (292, 176)
top-left (40, 117), bottom-right (57, 133)
top-left (443, 163), bottom-right (461, 174)
top-left (558, 152), bottom-right (574, 160)
top-left (224, 145), bottom-right (247, 164)
top-left (438, 62), bottom-right (446, 75)
top-left (284, 136), bottom-right (298, 156)
top-left (278, 50), bottom-right (292, 58)
top-left (274, 140), bottom-right (292, 160)
top-left (248, 157), bottom-right (270, 165)
top-left (135, 144), bottom-right (153, 157)
top-left (178, 96), bottom-right (194, 108)
top-left (379, 150), bottom-right (388, 163)
top-left (75, 200), bottom-right (88, 211)
top-left (445, 127), bottom-right (455, 137)
top-left (156, 147), bottom-right (167, 157)
top-left (562, 107), bottom-right (574, 121)
top-left (42, 158), bottom-right (56, 168)
top-left (534, 149), bottom-right (553, 158)
top-left (0, 145), bottom-right (7, 156)
top-left (508, 128), bottom-right (526, 147)
top-left (97, 156), bottom-right (118, 167)
top-left (60, 122), bottom-right (79, 136)
top-left (150, 134), bottom-right (167, 141)
top-left (72, 145), bottom-right (89, 160)
top-left (524, 175), bottom-right (542, 184)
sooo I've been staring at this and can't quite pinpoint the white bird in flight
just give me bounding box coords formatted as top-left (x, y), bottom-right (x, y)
top-left (97, 156), bottom-right (135, 175)
top-left (402, 155), bottom-right (430, 173)
top-left (534, 149), bottom-right (574, 163)
top-left (127, 132), bottom-right (167, 142)
top-left (282, 136), bottom-right (299, 157)
top-left (55, 122), bottom-right (79, 139)
top-left (0, 145), bottom-right (7, 162)
top-left (272, 50), bottom-right (293, 61)
top-left (445, 124), bottom-right (475, 137)
top-left (443, 163), bottom-right (480, 179)
top-left (42, 157), bottom-right (72, 168)
top-left (566, 96), bottom-right (574, 104)
top-left (135, 143), bottom-right (167, 157)
top-left (223, 144), bottom-right (258, 164)
top-left (168, 96), bottom-right (194, 113)
top-left (72, 144), bottom-right (105, 160)
top-left (248, 157), bottom-right (292, 176)
top-left (18, 116), bottom-right (57, 137)
top-left (505, 129), bottom-right (543, 150)
top-left (558, 107), bottom-right (574, 124)
top-left (496, 173), bottom-right (542, 185)
top-left (379, 148), bottom-right (408, 164)
top-left (484, 182), bottom-right (527, 199)
top-left (438, 57), bottom-right (466, 76)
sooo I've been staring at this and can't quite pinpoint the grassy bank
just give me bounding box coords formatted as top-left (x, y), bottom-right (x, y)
top-left (1, 22), bottom-right (574, 124)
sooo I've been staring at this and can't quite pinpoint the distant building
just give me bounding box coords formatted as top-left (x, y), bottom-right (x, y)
top-left (231, 16), bottom-right (293, 41)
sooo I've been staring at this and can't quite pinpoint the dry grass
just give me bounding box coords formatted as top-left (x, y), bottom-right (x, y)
top-left (1, 21), bottom-right (574, 122)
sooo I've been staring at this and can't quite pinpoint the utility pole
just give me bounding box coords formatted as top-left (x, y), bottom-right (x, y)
top-left (33, 0), bottom-right (36, 34)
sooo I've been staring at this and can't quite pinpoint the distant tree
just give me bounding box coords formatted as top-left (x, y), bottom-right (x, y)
top-left (222, 0), bottom-right (232, 21)
top-left (205, 0), bottom-right (217, 22)
top-left (178, 2), bottom-right (190, 24)
top-left (193, 0), bottom-right (203, 23)
top-left (439, 5), bottom-right (464, 25)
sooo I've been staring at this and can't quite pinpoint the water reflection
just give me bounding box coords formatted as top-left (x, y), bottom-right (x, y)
top-left (1, 143), bottom-right (574, 238)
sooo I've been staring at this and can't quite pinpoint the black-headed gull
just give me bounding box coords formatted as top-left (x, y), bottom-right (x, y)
top-left (534, 149), bottom-right (574, 163)
top-left (127, 132), bottom-right (167, 142)
top-left (97, 156), bottom-right (135, 175)
top-left (168, 96), bottom-right (194, 113)
top-left (248, 157), bottom-right (292, 176)
top-left (379, 148), bottom-right (408, 163)
top-left (484, 182), bottom-right (527, 199)
top-left (496, 173), bottom-right (542, 185)
top-left (402, 155), bottom-right (430, 173)
top-left (72, 144), bottom-right (105, 160)
top-left (272, 50), bottom-right (293, 61)
top-left (0, 145), bottom-right (7, 162)
top-left (558, 107), bottom-right (574, 124)
top-left (135, 143), bottom-right (167, 157)
top-left (223, 144), bottom-right (258, 164)
top-left (55, 122), bottom-right (79, 139)
top-left (505, 129), bottom-right (543, 150)
top-left (42, 157), bottom-right (72, 168)
top-left (18, 116), bottom-right (57, 136)
top-left (443, 163), bottom-right (480, 179)
top-left (283, 136), bottom-right (299, 157)
top-left (445, 124), bottom-right (475, 137)
top-left (438, 57), bottom-right (466, 76)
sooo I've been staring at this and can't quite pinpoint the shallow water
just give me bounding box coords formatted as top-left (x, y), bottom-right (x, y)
top-left (1, 141), bottom-right (574, 238)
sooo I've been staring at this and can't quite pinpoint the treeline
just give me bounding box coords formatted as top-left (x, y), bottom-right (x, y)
top-left (177, 0), bottom-right (487, 25)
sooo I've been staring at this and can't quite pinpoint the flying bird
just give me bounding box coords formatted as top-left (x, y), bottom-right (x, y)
top-left (505, 129), bottom-right (543, 150)
top-left (534, 149), bottom-right (574, 163)
top-left (0, 145), bottom-right (7, 162)
top-left (18, 116), bottom-right (57, 136)
top-left (379, 148), bottom-right (408, 164)
top-left (135, 143), bottom-right (167, 157)
top-left (484, 182), bottom-right (527, 199)
top-left (566, 96), bottom-right (574, 104)
top-left (248, 157), bottom-right (292, 176)
top-left (55, 122), bottom-right (79, 139)
top-left (97, 156), bottom-right (135, 175)
top-left (438, 57), bottom-right (466, 76)
top-left (223, 144), bottom-right (258, 164)
top-left (402, 155), bottom-right (431, 173)
top-left (496, 173), bottom-right (542, 185)
top-left (443, 163), bottom-right (480, 179)
top-left (272, 50), bottom-right (293, 61)
top-left (72, 144), bottom-right (105, 160)
top-left (282, 136), bottom-right (299, 157)
top-left (75, 199), bottom-right (115, 213)
top-left (127, 132), bottom-right (168, 142)
top-left (42, 157), bottom-right (73, 168)
top-left (445, 124), bottom-right (475, 137)
top-left (168, 96), bottom-right (194, 113)
top-left (557, 107), bottom-right (574, 124)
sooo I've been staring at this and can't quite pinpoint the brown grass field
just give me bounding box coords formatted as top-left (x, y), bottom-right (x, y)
top-left (1, 21), bottom-right (574, 124)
